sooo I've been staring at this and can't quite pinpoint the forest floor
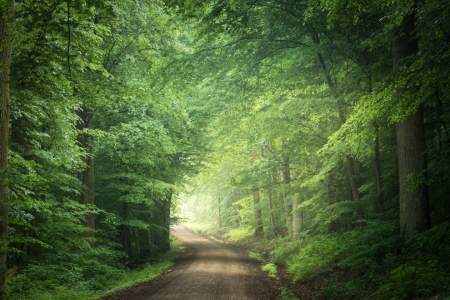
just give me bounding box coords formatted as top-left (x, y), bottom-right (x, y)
top-left (99, 225), bottom-right (281, 300)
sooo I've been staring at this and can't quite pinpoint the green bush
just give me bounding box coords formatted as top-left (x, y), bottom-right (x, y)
top-left (270, 237), bottom-right (309, 265)
top-left (288, 234), bottom-right (348, 281)
top-left (261, 263), bottom-right (277, 278)
top-left (372, 222), bottom-right (450, 299)
top-left (223, 227), bottom-right (254, 241)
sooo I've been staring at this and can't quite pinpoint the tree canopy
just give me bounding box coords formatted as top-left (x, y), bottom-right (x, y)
top-left (0, 0), bottom-right (449, 299)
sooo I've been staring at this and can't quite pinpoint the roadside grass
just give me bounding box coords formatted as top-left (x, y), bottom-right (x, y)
top-left (182, 222), bottom-right (206, 234)
top-left (185, 222), bottom-right (450, 300)
top-left (207, 235), bottom-right (224, 243)
top-left (4, 238), bottom-right (182, 300)
top-left (90, 260), bottom-right (174, 299)
top-left (91, 237), bottom-right (183, 299)
top-left (222, 227), bottom-right (254, 241)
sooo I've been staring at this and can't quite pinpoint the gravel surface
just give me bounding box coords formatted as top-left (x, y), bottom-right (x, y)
top-left (100, 225), bottom-right (280, 300)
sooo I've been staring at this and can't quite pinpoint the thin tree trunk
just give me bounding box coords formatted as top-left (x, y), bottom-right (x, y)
top-left (325, 171), bottom-right (337, 232)
top-left (218, 194), bottom-right (221, 228)
top-left (345, 155), bottom-right (365, 224)
top-left (0, 1), bottom-right (14, 288)
top-left (292, 194), bottom-right (303, 239)
top-left (281, 150), bottom-right (292, 237)
top-left (312, 30), bottom-right (365, 225)
top-left (261, 146), bottom-right (275, 236)
top-left (163, 192), bottom-right (171, 251)
top-left (235, 190), bottom-right (241, 227)
top-left (374, 124), bottom-right (385, 214)
top-left (273, 168), bottom-right (280, 232)
top-left (267, 188), bottom-right (275, 235)
top-left (339, 112), bottom-right (365, 224)
top-left (392, 1), bottom-right (430, 237)
top-left (252, 150), bottom-right (263, 236)
top-left (77, 108), bottom-right (95, 240)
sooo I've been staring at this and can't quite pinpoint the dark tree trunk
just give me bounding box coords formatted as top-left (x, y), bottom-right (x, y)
top-left (162, 193), bottom-right (171, 251)
top-left (345, 155), bottom-right (365, 224)
top-left (339, 112), bottom-right (365, 225)
top-left (155, 192), bottom-right (171, 253)
top-left (0, 1), bottom-right (14, 289)
top-left (374, 124), bottom-right (385, 214)
top-left (392, 1), bottom-right (430, 237)
top-left (77, 108), bottom-right (95, 241)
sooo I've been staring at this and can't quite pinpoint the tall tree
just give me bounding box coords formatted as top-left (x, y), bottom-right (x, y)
top-left (392, 0), bottom-right (430, 237)
top-left (252, 149), bottom-right (263, 236)
top-left (76, 108), bottom-right (95, 239)
top-left (0, 0), bottom-right (14, 288)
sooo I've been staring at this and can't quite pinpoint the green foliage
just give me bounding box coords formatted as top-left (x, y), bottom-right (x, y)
top-left (3, 0), bottom-right (450, 298)
top-left (4, 259), bottom-right (173, 300)
top-left (93, 260), bottom-right (174, 300)
top-left (261, 263), bottom-right (277, 278)
top-left (222, 227), bottom-right (254, 241)
top-left (247, 251), bottom-right (263, 261)
top-left (288, 235), bottom-right (348, 282)
top-left (278, 287), bottom-right (300, 300)
top-left (373, 222), bottom-right (450, 299)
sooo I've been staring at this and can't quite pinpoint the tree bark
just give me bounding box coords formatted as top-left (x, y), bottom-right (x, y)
top-left (345, 155), bottom-right (365, 224)
top-left (281, 149), bottom-right (292, 237)
top-left (292, 194), bottom-right (303, 239)
top-left (252, 150), bottom-right (263, 236)
top-left (339, 112), bottom-right (365, 225)
top-left (374, 124), bottom-right (385, 214)
top-left (77, 108), bottom-right (95, 240)
top-left (392, 1), bottom-right (430, 237)
top-left (325, 171), bottom-right (338, 232)
top-left (0, 0), bottom-right (14, 288)
top-left (261, 146), bottom-right (275, 236)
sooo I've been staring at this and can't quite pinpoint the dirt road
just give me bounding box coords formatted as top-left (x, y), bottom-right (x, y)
top-left (102, 225), bottom-right (280, 300)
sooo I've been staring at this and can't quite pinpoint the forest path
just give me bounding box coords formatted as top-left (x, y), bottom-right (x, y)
top-left (102, 225), bottom-right (279, 299)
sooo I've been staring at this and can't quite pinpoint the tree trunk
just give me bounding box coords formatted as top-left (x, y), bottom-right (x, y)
top-left (292, 194), bottom-right (303, 239)
top-left (392, 1), bottom-right (430, 237)
top-left (77, 108), bottom-right (95, 240)
top-left (374, 124), bottom-right (385, 214)
top-left (267, 188), bottom-right (275, 235)
top-left (325, 171), bottom-right (338, 232)
top-left (252, 150), bottom-right (263, 236)
top-left (218, 194), bottom-right (221, 228)
top-left (162, 192), bottom-right (171, 251)
top-left (0, 1), bottom-right (14, 288)
top-left (252, 190), bottom-right (263, 236)
top-left (281, 152), bottom-right (292, 237)
top-left (312, 30), bottom-right (365, 225)
top-left (345, 155), bottom-right (365, 224)
top-left (261, 146), bottom-right (275, 236)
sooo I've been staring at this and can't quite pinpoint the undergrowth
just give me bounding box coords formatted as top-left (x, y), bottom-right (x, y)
top-left (3, 237), bottom-right (182, 300)
top-left (222, 227), bottom-right (254, 241)
top-left (188, 221), bottom-right (450, 300)
top-left (262, 263), bottom-right (277, 278)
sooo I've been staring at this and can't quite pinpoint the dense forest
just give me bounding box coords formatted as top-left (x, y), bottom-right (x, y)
top-left (0, 0), bottom-right (449, 299)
